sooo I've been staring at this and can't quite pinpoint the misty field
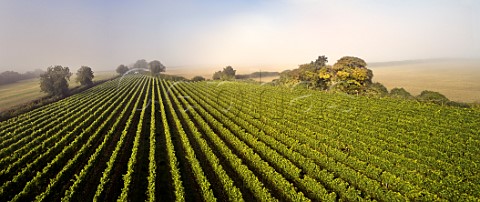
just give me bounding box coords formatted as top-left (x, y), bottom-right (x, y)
top-left (0, 75), bottom-right (479, 201)
top-left (371, 60), bottom-right (480, 103)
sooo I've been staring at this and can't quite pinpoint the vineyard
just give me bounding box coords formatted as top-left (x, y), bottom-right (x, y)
top-left (0, 74), bottom-right (479, 201)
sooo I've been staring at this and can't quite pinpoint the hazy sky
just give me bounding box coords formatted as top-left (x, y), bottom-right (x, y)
top-left (1, 0), bottom-right (479, 72)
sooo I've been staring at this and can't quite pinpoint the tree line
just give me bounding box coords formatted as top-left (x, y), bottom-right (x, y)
top-left (41, 58), bottom-right (168, 97)
top-left (0, 65), bottom-right (97, 121)
top-left (116, 59), bottom-right (166, 76)
top-left (0, 69), bottom-right (45, 85)
top-left (205, 56), bottom-right (468, 108)
top-left (30, 56), bottom-right (471, 107)
top-left (39, 66), bottom-right (94, 97)
top-left (274, 55), bottom-right (468, 107)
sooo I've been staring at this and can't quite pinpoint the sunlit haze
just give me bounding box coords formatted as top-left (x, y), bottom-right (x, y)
top-left (1, 0), bottom-right (479, 73)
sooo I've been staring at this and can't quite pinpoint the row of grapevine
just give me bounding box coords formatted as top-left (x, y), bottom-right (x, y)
top-left (0, 81), bottom-right (121, 157)
top-left (177, 81), bottom-right (374, 201)
top-left (168, 81), bottom-right (317, 201)
top-left (243, 84), bottom-right (480, 200)
top-left (8, 77), bottom-right (143, 201)
top-left (93, 76), bottom-right (149, 201)
top-left (159, 79), bottom-right (217, 201)
top-left (0, 75), bottom-right (478, 201)
top-left (240, 83), bottom-right (474, 200)
top-left (172, 81), bottom-right (337, 201)
top-left (0, 82), bottom-right (122, 171)
top-left (60, 76), bottom-right (145, 201)
top-left (162, 80), bottom-right (276, 201)
top-left (186, 81), bottom-right (479, 201)
top-left (117, 77), bottom-right (151, 201)
top-left (0, 78), bottom-right (137, 201)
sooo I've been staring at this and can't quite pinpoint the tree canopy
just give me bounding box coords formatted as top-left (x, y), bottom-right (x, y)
top-left (212, 71), bottom-right (222, 80)
top-left (273, 55), bottom-right (459, 107)
top-left (133, 59), bottom-right (148, 69)
top-left (40, 65), bottom-right (72, 96)
top-left (116, 64), bottom-right (129, 75)
top-left (149, 60), bottom-right (166, 75)
top-left (76, 66), bottom-right (94, 86)
top-left (0, 71), bottom-right (22, 85)
top-left (333, 56), bottom-right (367, 70)
top-left (212, 66), bottom-right (236, 80)
top-left (278, 55), bottom-right (374, 94)
top-left (329, 56), bottom-right (373, 93)
top-left (0, 70), bottom-right (45, 85)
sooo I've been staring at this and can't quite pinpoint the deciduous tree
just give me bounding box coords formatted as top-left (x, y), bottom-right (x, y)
top-left (212, 71), bottom-right (222, 80)
top-left (76, 66), bottom-right (94, 86)
top-left (116, 64), bottom-right (129, 75)
top-left (212, 66), bottom-right (236, 80)
top-left (149, 60), bottom-right (166, 75)
top-left (330, 56), bottom-right (373, 93)
top-left (40, 65), bottom-right (72, 96)
top-left (222, 66), bottom-right (236, 80)
top-left (133, 59), bottom-right (148, 69)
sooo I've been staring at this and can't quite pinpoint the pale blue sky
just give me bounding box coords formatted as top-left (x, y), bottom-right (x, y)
top-left (1, 0), bottom-right (479, 72)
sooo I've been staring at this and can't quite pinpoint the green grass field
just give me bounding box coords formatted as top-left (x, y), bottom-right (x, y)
top-left (0, 71), bottom-right (117, 112)
top-left (0, 75), bottom-right (478, 201)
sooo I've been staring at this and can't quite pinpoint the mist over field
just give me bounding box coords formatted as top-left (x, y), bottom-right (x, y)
top-left (1, 0), bottom-right (479, 73)
top-left (370, 59), bottom-right (480, 102)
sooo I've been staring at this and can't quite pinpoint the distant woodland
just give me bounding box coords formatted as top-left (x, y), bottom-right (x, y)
top-left (0, 69), bottom-right (45, 85)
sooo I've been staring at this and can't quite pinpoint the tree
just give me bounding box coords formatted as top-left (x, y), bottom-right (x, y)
top-left (297, 63), bottom-right (327, 89)
top-left (149, 60), bottom-right (166, 75)
top-left (212, 66), bottom-right (236, 80)
top-left (212, 71), bottom-right (222, 80)
top-left (133, 59), bottom-right (148, 69)
top-left (191, 76), bottom-right (205, 82)
top-left (222, 66), bottom-right (236, 80)
top-left (76, 66), bottom-right (94, 86)
top-left (0, 71), bottom-right (22, 85)
top-left (390, 88), bottom-right (414, 99)
top-left (276, 55), bottom-right (331, 89)
top-left (116, 64), bottom-right (129, 75)
top-left (333, 56), bottom-right (367, 70)
top-left (40, 65), bottom-right (72, 96)
top-left (314, 55), bottom-right (328, 67)
top-left (331, 56), bottom-right (373, 94)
